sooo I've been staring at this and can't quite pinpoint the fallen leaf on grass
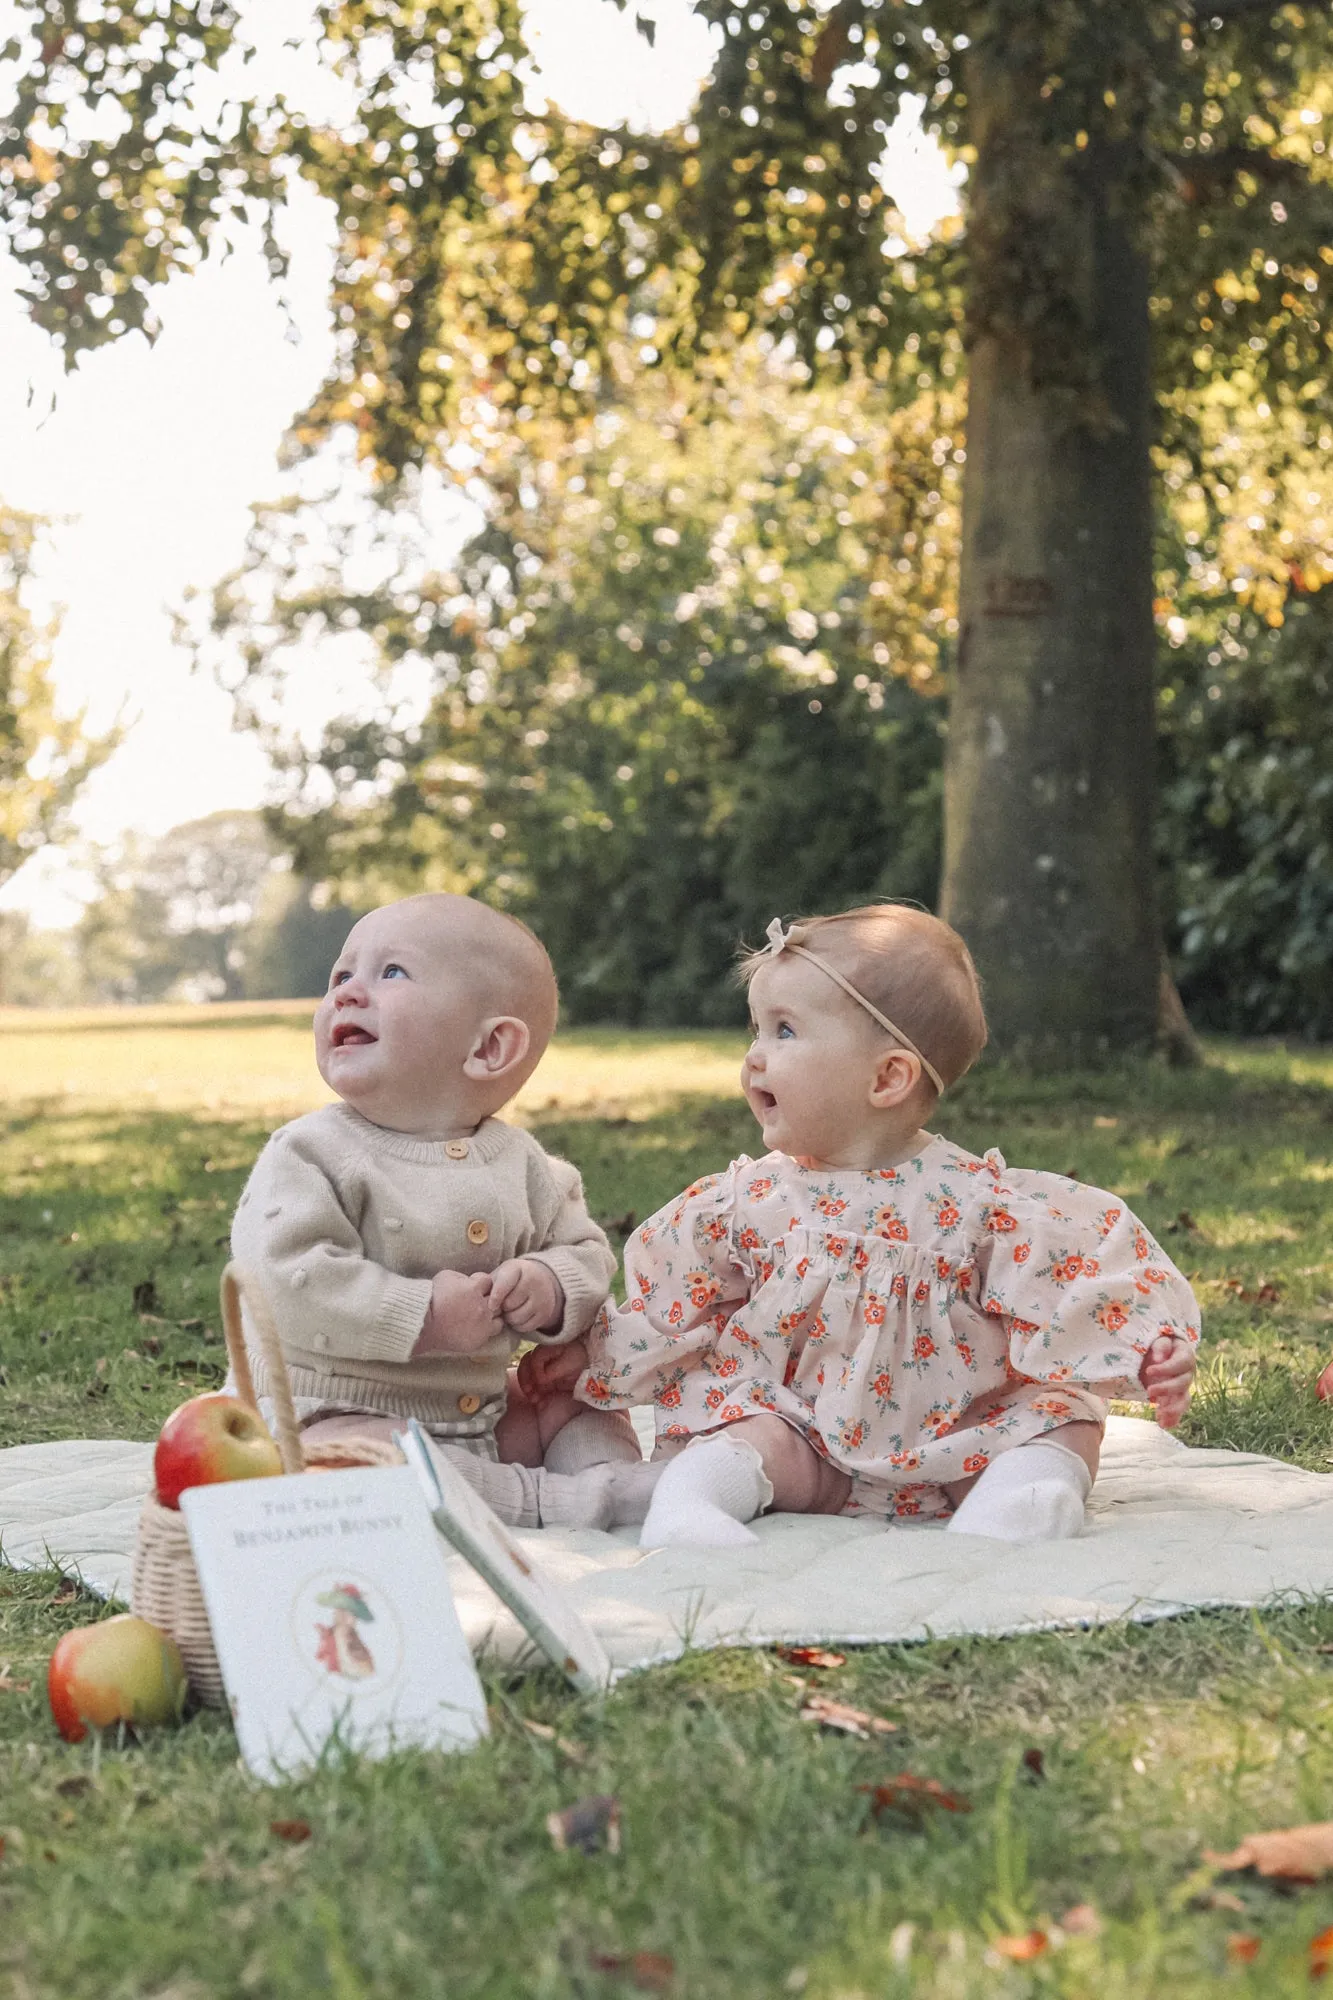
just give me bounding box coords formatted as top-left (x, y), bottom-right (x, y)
top-left (521, 1719), bottom-right (585, 1762)
top-left (991, 1931), bottom-right (1048, 1962)
top-left (0, 1669), bottom-right (32, 1694)
top-left (589, 1950), bottom-right (674, 1991)
top-left (1206, 1824), bottom-right (1333, 1882)
top-left (1226, 1934), bottom-right (1262, 1965)
top-left (269, 1820), bottom-right (311, 1844)
top-left (1310, 1926), bottom-right (1333, 1979)
top-left (51, 1580), bottom-right (80, 1605)
top-left (1220, 1278), bottom-right (1282, 1307)
top-left (777, 1646), bottom-right (847, 1670)
top-left (547, 1795), bottom-right (621, 1856)
top-left (55, 1777), bottom-right (90, 1799)
top-left (859, 1776), bottom-right (971, 1818)
top-left (1197, 1890), bottom-right (1246, 1914)
top-left (799, 1694), bottom-right (897, 1738)
top-left (1021, 1746), bottom-right (1045, 1779)
top-left (1166, 1211), bottom-right (1204, 1238)
top-left (1059, 1904), bottom-right (1102, 1937)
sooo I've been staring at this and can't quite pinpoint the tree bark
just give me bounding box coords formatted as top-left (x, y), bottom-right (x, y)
top-left (942, 65), bottom-right (1171, 1061)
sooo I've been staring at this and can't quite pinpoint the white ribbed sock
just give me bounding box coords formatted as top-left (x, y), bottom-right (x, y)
top-left (639, 1436), bottom-right (774, 1549)
top-left (429, 1441), bottom-right (660, 1533)
top-left (542, 1409), bottom-right (643, 1475)
top-left (945, 1440), bottom-right (1091, 1543)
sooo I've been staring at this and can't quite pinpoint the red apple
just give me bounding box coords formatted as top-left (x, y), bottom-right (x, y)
top-left (154, 1392), bottom-right (283, 1509)
top-left (1317, 1358), bottom-right (1333, 1403)
top-left (48, 1615), bottom-right (186, 1743)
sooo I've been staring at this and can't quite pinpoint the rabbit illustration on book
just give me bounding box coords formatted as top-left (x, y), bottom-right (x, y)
top-left (313, 1582), bottom-right (377, 1681)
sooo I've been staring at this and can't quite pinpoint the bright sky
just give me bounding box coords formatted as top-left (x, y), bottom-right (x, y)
top-left (0, 0), bottom-right (962, 929)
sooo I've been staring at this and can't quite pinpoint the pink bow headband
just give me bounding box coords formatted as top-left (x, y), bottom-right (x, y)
top-left (763, 918), bottom-right (946, 1095)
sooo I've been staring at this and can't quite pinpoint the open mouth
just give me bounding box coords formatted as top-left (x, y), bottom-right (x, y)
top-left (752, 1087), bottom-right (778, 1115)
top-left (331, 1020), bottom-right (376, 1049)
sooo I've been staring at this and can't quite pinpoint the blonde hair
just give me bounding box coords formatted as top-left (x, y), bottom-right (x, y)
top-left (739, 903), bottom-right (987, 1094)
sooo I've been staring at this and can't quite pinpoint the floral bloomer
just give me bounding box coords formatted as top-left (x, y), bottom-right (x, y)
top-left (578, 1136), bottom-right (1200, 1521)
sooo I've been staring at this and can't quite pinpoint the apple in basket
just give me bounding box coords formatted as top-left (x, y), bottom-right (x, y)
top-left (48, 1614), bottom-right (187, 1742)
top-left (153, 1393), bottom-right (284, 1509)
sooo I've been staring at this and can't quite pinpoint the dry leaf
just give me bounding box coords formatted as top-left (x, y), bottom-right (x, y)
top-left (589, 1950), bottom-right (675, 1991)
top-left (55, 1777), bottom-right (90, 1799)
top-left (547, 1795), bottom-right (621, 1856)
top-left (799, 1694), bottom-right (897, 1738)
top-left (992, 1931), bottom-right (1048, 1962)
top-left (859, 1775), bottom-right (971, 1818)
top-left (1226, 1934), bottom-right (1261, 1965)
top-left (269, 1819), bottom-right (312, 1844)
top-left (777, 1646), bottom-right (847, 1670)
top-left (521, 1718), bottom-right (585, 1762)
top-left (1310, 1926), bottom-right (1333, 1979)
top-left (1059, 1904), bottom-right (1102, 1937)
top-left (0, 1672), bottom-right (32, 1695)
top-left (1198, 1890), bottom-right (1246, 1914)
top-left (1206, 1824), bottom-right (1333, 1883)
top-left (1093, 1115), bottom-right (1119, 1129)
top-left (1022, 1746), bottom-right (1045, 1780)
top-left (51, 1580), bottom-right (80, 1605)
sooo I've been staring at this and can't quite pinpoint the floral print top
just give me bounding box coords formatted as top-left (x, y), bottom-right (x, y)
top-left (578, 1135), bottom-right (1200, 1505)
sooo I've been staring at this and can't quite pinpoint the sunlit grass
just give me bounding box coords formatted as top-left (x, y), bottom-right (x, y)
top-left (2, 1015), bottom-right (1333, 1995)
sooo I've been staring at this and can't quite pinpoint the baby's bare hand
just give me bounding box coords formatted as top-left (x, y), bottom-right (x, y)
top-left (490, 1257), bottom-right (565, 1336)
top-left (414, 1269), bottom-right (501, 1356)
top-left (516, 1338), bottom-right (588, 1405)
top-left (1139, 1333), bottom-right (1195, 1430)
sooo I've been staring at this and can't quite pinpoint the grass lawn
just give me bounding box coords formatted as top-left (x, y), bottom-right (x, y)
top-left (2, 1012), bottom-right (1333, 1997)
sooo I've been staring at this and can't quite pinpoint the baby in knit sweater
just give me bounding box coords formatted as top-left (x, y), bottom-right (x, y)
top-left (230, 893), bottom-right (658, 1530)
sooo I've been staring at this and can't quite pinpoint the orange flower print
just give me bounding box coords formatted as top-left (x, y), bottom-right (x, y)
top-left (1140, 1266), bottom-right (1168, 1288)
top-left (871, 1369), bottom-right (894, 1404)
top-left (874, 1206), bottom-right (910, 1241)
top-left (962, 1452), bottom-right (989, 1474)
top-left (747, 1176), bottom-right (775, 1199)
top-left (1099, 1205), bottom-right (1123, 1238)
top-left (935, 1255), bottom-right (954, 1282)
top-left (705, 1386), bottom-right (725, 1411)
top-left (636, 1269), bottom-right (653, 1296)
top-left (666, 1301), bottom-right (684, 1326)
top-left (737, 1226), bottom-right (762, 1253)
top-left (756, 1259), bottom-right (775, 1286)
top-left (1010, 1316), bottom-right (1040, 1336)
top-left (1032, 1397), bottom-right (1071, 1419)
top-left (749, 1385), bottom-right (775, 1408)
top-left (685, 1269), bottom-right (719, 1309)
top-left (923, 1405), bottom-right (953, 1435)
top-left (838, 1419), bottom-right (867, 1452)
top-left (1012, 1241), bottom-right (1032, 1265)
top-left (815, 1194), bottom-right (849, 1219)
top-left (956, 1341), bottom-right (975, 1369)
top-left (984, 1206), bottom-right (1019, 1234)
top-left (629, 1297), bottom-right (646, 1313)
top-left (913, 1279), bottom-right (931, 1304)
top-left (776, 1309), bottom-right (809, 1340)
top-left (863, 1292), bottom-right (887, 1328)
top-left (1133, 1230), bottom-right (1150, 1261)
top-left (583, 1375), bottom-right (613, 1403)
top-left (932, 1198), bottom-right (961, 1230)
top-left (714, 1354), bottom-right (742, 1378)
top-left (808, 1311), bottom-right (829, 1342)
top-left (1047, 1364), bottom-right (1073, 1382)
top-left (891, 1273), bottom-right (909, 1299)
top-left (889, 1449), bottom-right (922, 1471)
top-left (794, 1257), bottom-right (811, 1281)
top-left (824, 1234), bottom-right (850, 1258)
top-left (701, 1215), bottom-right (729, 1243)
top-left (657, 1383), bottom-right (682, 1409)
top-left (894, 1494), bottom-right (923, 1517)
top-left (913, 1332), bottom-right (937, 1362)
top-left (851, 1244), bottom-right (871, 1275)
top-left (720, 1403), bottom-right (746, 1423)
top-left (663, 1423), bottom-right (690, 1441)
top-left (1095, 1299), bottom-right (1130, 1333)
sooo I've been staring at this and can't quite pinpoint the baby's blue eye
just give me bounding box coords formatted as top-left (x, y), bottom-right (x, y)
top-left (382, 963), bottom-right (408, 980)
top-left (330, 969), bottom-right (351, 988)
top-left (776, 1021), bottom-right (794, 1040)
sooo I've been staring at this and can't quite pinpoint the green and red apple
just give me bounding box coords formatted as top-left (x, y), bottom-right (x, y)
top-left (48, 1615), bottom-right (187, 1742)
top-left (153, 1393), bottom-right (283, 1509)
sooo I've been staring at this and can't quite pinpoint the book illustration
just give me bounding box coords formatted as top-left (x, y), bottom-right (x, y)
top-left (314, 1584), bottom-right (375, 1680)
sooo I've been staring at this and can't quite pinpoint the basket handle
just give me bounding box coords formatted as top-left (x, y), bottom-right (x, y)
top-left (219, 1262), bottom-right (305, 1476)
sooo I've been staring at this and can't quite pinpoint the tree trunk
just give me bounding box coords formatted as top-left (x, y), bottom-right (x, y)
top-left (941, 63), bottom-right (1173, 1061)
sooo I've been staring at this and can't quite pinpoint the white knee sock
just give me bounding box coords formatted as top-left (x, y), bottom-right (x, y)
top-left (542, 1408), bottom-right (643, 1475)
top-left (639, 1436), bottom-right (774, 1550)
top-left (945, 1441), bottom-right (1091, 1544)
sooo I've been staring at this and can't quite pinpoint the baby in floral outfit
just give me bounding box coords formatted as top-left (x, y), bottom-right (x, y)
top-left (521, 903), bottom-right (1198, 1546)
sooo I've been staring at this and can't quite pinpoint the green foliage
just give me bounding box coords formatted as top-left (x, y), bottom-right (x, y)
top-left (196, 364), bottom-right (959, 1023)
top-left (0, 506), bottom-right (117, 889)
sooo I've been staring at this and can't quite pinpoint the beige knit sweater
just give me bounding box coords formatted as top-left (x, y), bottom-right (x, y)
top-left (230, 1103), bottom-right (616, 1435)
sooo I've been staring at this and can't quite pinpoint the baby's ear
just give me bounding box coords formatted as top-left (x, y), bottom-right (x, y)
top-left (463, 1015), bottom-right (531, 1080)
top-left (869, 1048), bottom-right (926, 1111)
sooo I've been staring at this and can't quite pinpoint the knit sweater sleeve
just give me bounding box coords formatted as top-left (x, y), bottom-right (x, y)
top-left (523, 1149), bottom-right (617, 1345)
top-left (230, 1126), bottom-right (433, 1366)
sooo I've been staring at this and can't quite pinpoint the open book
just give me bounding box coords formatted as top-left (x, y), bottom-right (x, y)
top-left (396, 1419), bottom-right (612, 1695)
top-left (182, 1464), bottom-right (489, 1783)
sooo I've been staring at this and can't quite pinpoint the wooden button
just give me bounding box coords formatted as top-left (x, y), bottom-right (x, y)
top-left (457, 1392), bottom-right (482, 1416)
top-left (445, 1140), bottom-right (469, 1160)
top-left (466, 1219), bottom-right (489, 1245)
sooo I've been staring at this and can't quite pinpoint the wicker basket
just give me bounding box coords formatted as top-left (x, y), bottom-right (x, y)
top-left (131, 1262), bottom-right (402, 1707)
